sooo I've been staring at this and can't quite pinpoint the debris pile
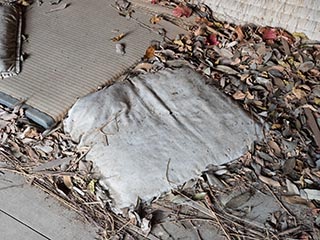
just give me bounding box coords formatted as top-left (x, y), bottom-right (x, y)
top-left (142, 1), bottom-right (320, 206)
top-left (136, 0), bottom-right (320, 238)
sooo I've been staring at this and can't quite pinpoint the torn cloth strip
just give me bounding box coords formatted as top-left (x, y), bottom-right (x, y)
top-left (0, 2), bottom-right (22, 79)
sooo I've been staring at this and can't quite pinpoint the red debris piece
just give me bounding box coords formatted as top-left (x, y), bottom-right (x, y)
top-left (207, 34), bottom-right (220, 46)
top-left (262, 28), bottom-right (278, 41)
top-left (173, 5), bottom-right (192, 18)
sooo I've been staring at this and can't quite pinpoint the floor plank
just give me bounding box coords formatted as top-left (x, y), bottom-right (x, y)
top-left (0, 169), bottom-right (97, 240)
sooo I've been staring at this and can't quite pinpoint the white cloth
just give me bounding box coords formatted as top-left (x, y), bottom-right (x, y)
top-left (64, 67), bottom-right (262, 209)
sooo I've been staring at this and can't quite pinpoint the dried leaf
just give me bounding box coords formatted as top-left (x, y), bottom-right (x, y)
top-left (111, 33), bottom-right (125, 42)
top-left (296, 70), bottom-right (306, 80)
top-left (215, 65), bottom-right (239, 75)
top-left (259, 175), bottom-right (281, 187)
top-left (235, 26), bottom-right (245, 41)
top-left (0, 113), bottom-right (17, 121)
top-left (193, 192), bottom-right (207, 200)
top-left (298, 61), bottom-right (315, 73)
top-left (214, 169), bottom-right (228, 175)
top-left (282, 158), bottom-right (296, 175)
top-left (18, 0), bottom-right (31, 6)
top-left (115, 0), bottom-right (130, 11)
top-left (256, 77), bottom-right (271, 87)
top-left (292, 32), bottom-right (309, 40)
top-left (226, 41), bottom-right (238, 48)
top-left (134, 63), bottom-right (154, 72)
top-left (34, 144), bottom-right (53, 154)
top-left (194, 26), bottom-right (205, 36)
top-left (286, 179), bottom-right (299, 195)
top-left (63, 175), bottom-right (73, 189)
top-left (173, 39), bottom-right (184, 47)
top-left (232, 91), bottom-right (246, 100)
top-left (150, 15), bottom-right (162, 24)
top-left (78, 160), bottom-right (91, 173)
top-left (302, 104), bottom-right (318, 112)
top-left (292, 87), bottom-right (307, 99)
top-left (47, 3), bottom-right (69, 13)
top-left (195, 17), bottom-right (212, 26)
top-left (225, 191), bottom-right (252, 209)
top-left (33, 157), bottom-right (72, 172)
top-left (25, 146), bottom-right (39, 161)
top-left (282, 195), bottom-right (315, 208)
top-left (315, 215), bottom-right (320, 228)
top-left (268, 140), bottom-right (282, 157)
top-left (0, 120), bottom-right (8, 129)
top-left (246, 91), bottom-right (254, 100)
top-left (172, 5), bottom-right (192, 18)
top-left (298, 84), bottom-right (311, 92)
top-left (280, 38), bottom-right (291, 56)
top-left (141, 218), bottom-right (151, 235)
top-left (257, 151), bottom-right (274, 162)
top-left (271, 123), bottom-right (282, 130)
top-left (144, 46), bottom-right (155, 59)
top-left (304, 109), bottom-right (320, 149)
top-left (128, 211), bottom-right (138, 225)
top-left (50, 0), bottom-right (61, 5)
top-left (19, 126), bottom-right (38, 139)
top-left (88, 179), bottom-right (96, 194)
top-left (215, 47), bottom-right (233, 58)
top-left (203, 67), bottom-right (211, 76)
top-left (8, 140), bottom-right (21, 158)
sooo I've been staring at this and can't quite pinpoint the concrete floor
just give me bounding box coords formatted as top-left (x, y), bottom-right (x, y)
top-left (0, 168), bottom-right (98, 240)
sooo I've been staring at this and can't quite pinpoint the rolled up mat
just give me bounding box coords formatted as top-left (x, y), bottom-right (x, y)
top-left (0, 1), bottom-right (22, 79)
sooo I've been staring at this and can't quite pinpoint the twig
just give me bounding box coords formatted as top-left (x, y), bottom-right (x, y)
top-left (165, 158), bottom-right (175, 185)
top-left (214, 212), bottom-right (266, 238)
top-left (265, 184), bottom-right (297, 226)
top-left (112, 214), bottom-right (156, 239)
top-left (277, 226), bottom-right (301, 237)
top-left (203, 195), bottom-right (232, 240)
top-left (213, 187), bottom-right (280, 240)
top-left (66, 147), bottom-right (91, 171)
top-left (229, 233), bottom-right (263, 240)
top-left (115, 220), bottom-right (131, 234)
top-left (82, 201), bottom-right (104, 205)
top-left (174, 190), bottom-right (232, 240)
top-left (189, 220), bottom-right (204, 240)
top-left (201, 179), bottom-right (272, 235)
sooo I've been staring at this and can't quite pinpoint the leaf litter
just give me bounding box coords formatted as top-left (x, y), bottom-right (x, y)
top-left (1, 0), bottom-right (320, 239)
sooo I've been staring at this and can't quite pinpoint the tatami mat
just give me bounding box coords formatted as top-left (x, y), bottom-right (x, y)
top-left (0, 0), bottom-right (162, 128)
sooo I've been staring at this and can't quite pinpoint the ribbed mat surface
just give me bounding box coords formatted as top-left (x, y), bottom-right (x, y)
top-left (204, 0), bottom-right (320, 40)
top-left (0, 0), bottom-right (161, 128)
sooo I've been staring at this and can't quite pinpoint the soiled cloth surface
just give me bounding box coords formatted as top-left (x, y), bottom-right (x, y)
top-left (64, 67), bottom-right (262, 209)
top-left (0, 2), bottom-right (21, 78)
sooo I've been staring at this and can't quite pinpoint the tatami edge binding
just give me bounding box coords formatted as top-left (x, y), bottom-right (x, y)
top-left (0, 91), bottom-right (56, 129)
